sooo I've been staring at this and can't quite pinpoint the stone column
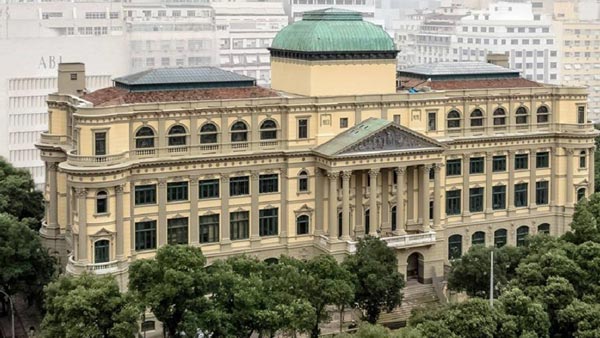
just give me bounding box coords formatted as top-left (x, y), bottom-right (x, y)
top-left (157, 179), bottom-right (167, 247)
top-left (189, 176), bottom-right (199, 245)
top-left (508, 150), bottom-right (515, 214)
top-left (115, 185), bottom-right (124, 259)
top-left (315, 170), bottom-right (324, 236)
top-left (550, 147), bottom-right (558, 208)
top-left (565, 148), bottom-right (574, 207)
top-left (433, 164), bottom-right (442, 229)
top-left (220, 174), bottom-right (231, 246)
top-left (342, 170), bottom-right (352, 240)
top-left (354, 172), bottom-right (364, 236)
top-left (485, 152), bottom-right (493, 218)
top-left (589, 147), bottom-right (596, 194)
top-left (76, 188), bottom-right (88, 263)
top-left (250, 171), bottom-right (260, 241)
top-left (462, 154), bottom-right (470, 219)
top-left (395, 167), bottom-right (406, 234)
top-left (129, 182), bottom-right (136, 257)
top-left (381, 169), bottom-right (390, 233)
top-left (46, 163), bottom-right (60, 235)
top-left (407, 167), bottom-right (415, 221)
top-left (529, 148), bottom-right (537, 210)
top-left (420, 165), bottom-right (432, 232)
top-left (368, 168), bottom-right (379, 236)
top-left (280, 170), bottom-right (288, 243)
top-left (327, 171), bottom-right (339, 238)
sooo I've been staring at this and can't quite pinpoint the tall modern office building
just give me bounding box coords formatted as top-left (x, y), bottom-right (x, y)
top-left (289, 0), bottom-right (379, 24)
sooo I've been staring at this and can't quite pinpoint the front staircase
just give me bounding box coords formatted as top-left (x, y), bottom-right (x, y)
top-left (378, 280), bottom-right (440, 329)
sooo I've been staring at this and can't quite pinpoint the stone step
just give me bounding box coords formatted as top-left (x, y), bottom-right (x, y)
top-left (378, 282), bottom-right (440, 328)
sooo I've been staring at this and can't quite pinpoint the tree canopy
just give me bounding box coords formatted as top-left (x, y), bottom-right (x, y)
top-left (0, 158), bottom-right (44, 230)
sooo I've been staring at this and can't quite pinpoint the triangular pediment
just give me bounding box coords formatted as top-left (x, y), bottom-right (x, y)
top-left (314, 118), bottom-right (443, 157)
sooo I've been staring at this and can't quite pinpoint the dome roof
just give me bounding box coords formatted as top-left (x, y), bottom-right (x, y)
top-left (270, 8), bottom-right (396, 53)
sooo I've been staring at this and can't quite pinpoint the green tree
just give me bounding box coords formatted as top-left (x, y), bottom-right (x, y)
top-left (557, 300), bottom-right (600, 338)
top-left (344, 236), bottom-right (405, 324)
top-left (0, 158), bottom-right (44, 230)
top-left (128, 245), bottom-right (208, 338)
top-left (564, 199), bottom-right (600, 244)
top-left (0, 213), bottom-right (55, 302)
top-left (496, 288), bottom-right (550, 338)
top-left (41, 274), bottom-right (139, 338)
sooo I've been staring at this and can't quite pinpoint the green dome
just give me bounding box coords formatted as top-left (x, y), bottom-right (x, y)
top-left (271, 8), bottom-right (396, 53)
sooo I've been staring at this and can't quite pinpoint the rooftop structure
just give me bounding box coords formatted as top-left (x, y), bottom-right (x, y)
top-left (398, 62), bottom-right (520, 80)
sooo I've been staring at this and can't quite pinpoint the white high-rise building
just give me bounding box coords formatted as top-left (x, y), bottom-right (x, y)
top-left (289, 0), bottom-right (379, 24)
top-left (0, 1), bottom-right (130, 188)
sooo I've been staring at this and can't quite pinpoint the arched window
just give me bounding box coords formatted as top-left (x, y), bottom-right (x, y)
top-left (516, 226), bottom-right (529, 247)
top-left (365, 209), bottom-right (370, 235)
top-left (168, 125), bottom-right (187, 146)
top-left (470, 109), bottom-right (484, 127)
top-left (577, 187), bottom-right (586, 201)
top-left (391, 206), bottom-right (397, 231)
top-left (448, 234), bottom-right (462, 260)
top-left (579, 150), bottom-right (587, 169)
top-left (338, 211), bottom-right (343, 238)
top-left (471, 231), bottom-right (486, 246)
top-left (94, 239), bottom-right (109, 263)
top-left (538, 223), bottom-right (550, 234)
top-left (298, 170), bottom-right (309, 192)
top-left (494, 229), bottom-right (507, 248)
top-left (515, 107), bottom-right (528, 124)
top-left (200, 123), bottom-right (218, 144)
top-left (447, 110), bottom-right (461, 129)
top-left (537, 106), bottom-right (549, 123)
top-left (230, 121), bottom-right (248, 143)
top-left (493, 108), bottom-right (506, 126)
top-left (135, 126), bottom-right (155, 149)
top-left (96, 190), bottom-right (108, 214)
top-left (260, 119), bottom-right (277, 140)
top-left (296, 215), bottom-right (309, 235)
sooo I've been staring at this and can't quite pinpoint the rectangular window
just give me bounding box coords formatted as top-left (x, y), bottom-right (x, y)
top-left (230, 211), bottom-right (249, 240)
top-left (446, 190), bottom-right (461, 215)
top-left (469, 157), bottom-right (484, 174)
top-left (259, 174), bottom-right (278, 193)
top-left (515, 154), bottom-right (529, 170)
top-left (578, 106), bottom-right (586, 124)
top-left (536, 181), bottom-right (549, 205)
top-left (135, 184), bottom-right (156, 205)
top-left (199, 179), bottom-right (219, 199)
top-left (259, 208), bottom-right (278, 236)
top-left (298, 119), bottom-right (308, 139)
top-left (469, 187), bottom-right (484, 212)
top-left (446, 159), bottom-right (461, 176)
top-left (167, 182), bottom-right (188, 202)
top-left (492, 185), bottom-right (506, 210)
top-left (340, 118), bottom-right (349, 128)
top-left (135, 220), bottom-right (157, 251)
top-left (493, 155), bottom-right (506, 172)
top-left (199, 214), bottom-right (219, 243)
top-left (427, 112), bottom-right (437, 131)
top-left (536, 152), bottom-right (549, 168)
top-left (230, 176), bottom-right (249, 196)
top-left (167, 217), bottom-right (188, 245)
top-left (94, 132), bottom-right (106, 156)
top-left (393, 114), bottom-right (401, 124)
top-left (515, 183), bottom-right (528, 207)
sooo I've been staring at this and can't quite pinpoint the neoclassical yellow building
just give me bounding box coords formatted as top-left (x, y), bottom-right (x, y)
top-left (38, 9), bottom-right (597, 288)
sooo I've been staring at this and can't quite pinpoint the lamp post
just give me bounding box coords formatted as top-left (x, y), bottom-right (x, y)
top-left (0, 290), bottom-right (15, 338)
top-left (489, 250), bottom-right (494, 308)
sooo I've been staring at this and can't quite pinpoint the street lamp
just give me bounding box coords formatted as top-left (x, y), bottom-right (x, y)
top-left (0, 290), bottom-right (15, 338)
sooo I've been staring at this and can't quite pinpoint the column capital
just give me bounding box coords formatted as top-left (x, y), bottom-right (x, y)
top-left (486, 151), bottom-right (494, 157)
top-left (115, 184), bottom-right (124, 194)
top-left (327, 171), bottom-right (340, 180)
top-left (368, 168), bottom-right (379, 178)
top-left (433, 163), bottom-right (444, 172)
top-left (423, 164), bottom-right (434, 171)
top-left (158, 179), bottom-right (167, 187)
top-left (220, 173), bottom-right (230, 183)
top-left (565, 147), bottom-right (575, 156)
top-left (189, 175), bottom-right (200, 183)
top-left (74, 188), bottom-right (87, 198)
top-left (49, 162), bottom-right (59, 171)
top-left (395, 166), bottom-right (407, 175)
top-left (250, 171), bottom-right (260, 180)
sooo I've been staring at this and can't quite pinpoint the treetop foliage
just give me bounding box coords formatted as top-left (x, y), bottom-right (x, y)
top-left (0, 157), bottom-right (44, 230)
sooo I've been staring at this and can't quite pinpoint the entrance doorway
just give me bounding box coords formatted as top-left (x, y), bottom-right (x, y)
top-left (406, 252), bottom-right (424, 284)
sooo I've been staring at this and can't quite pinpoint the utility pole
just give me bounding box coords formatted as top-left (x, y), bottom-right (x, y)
top-left (0, 290), bottom-right (15, 338)
top-left (489, 250), bottom-right (494, 308)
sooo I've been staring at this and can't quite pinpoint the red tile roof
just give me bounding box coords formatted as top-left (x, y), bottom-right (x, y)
top-left (398, 77), bottom-right (543, 91)
top-left (82, 86), bottom-right (280, 107)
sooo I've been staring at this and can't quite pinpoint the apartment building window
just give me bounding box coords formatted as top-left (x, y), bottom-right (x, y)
top-left (536, 152), bottom-right (549, 168)
top-left (86, 12), bottom-right (106, 19)
top-left (298, 170), bottom-right (309, 192)
top-left (135, 220), bottom-right (157, 251)
top-left (135, 127), bottom-right (155, 149)
top-left (230, 211), bottom-right (249, 240)
top-left (340, 118), bottom-right (349, 128)
top-left (296, 215), bottom-right (310, 235)
top-left (515, 154), bottom-right (529, 170)
top-left (494, 229), bottom-right (507, 248)
top-left (447, 110), bottom-right (461, 129)
top-left (199, 214), bottom-right (219, 243)
top-left (537, 106), bottom-right (550, 123)
top-left (515, 183), bottom-right (528, 207)
top-left (167, 217), bottom-right (188, 245)
top-left (135, 184), bottom-right (156, 205)
top-left (259, 208), bottom-right (278, 236)
top-left (200, 123), bottom-right (218, 144)
top-left (578, 188), bottom-right (586, 201)
top-left (260, 120), bottom-right (277, 140)
top-left (579, 151), bottom-right (587, 169)
top-left (298, 119), bottom-right (308, 139)
top-left (515, 107), bottom-right (528, 124)
top-left (94, 132), bottom-right (106, 156)
top-left (492, 155), bottom-right (506, 172)
top-left (448, 234), bottom-right (462, 260)
top-left (427, 112), bottom-right (437, 131)
top-left (446, 159), bottom-right (461, 176)
top-left (94, 240), bottom-right (109, 263)
top-left (158, 10), bottom-right (166, 17)
top-left (516, 226), bottom-right (529, 247)
top-left (446, 190), bottom-right (461, 215)
top-left (469, 187), bottom-right (484, 212)
top-left (96, 191), bottom-right (108, 214)
top-left (578, 106), bottom-right (586, 124)
top-left (472, 231), bottom-right (485, 246)
top-left (230, 176), bottom-right (250, 196)
top-left (172, 10), bottom-right (181, 17)
top-left (469, 157), bottom-right (484, 174)
top-left (536, 181), bottom-right (549, 205)
top-left (492, 185), bottom-right (506, 210)
top-left (199, 179), bottom-right (219, 199)
top-left (168, 125), bottom-right (187, 146)
top-left (259, 174), bottom-right (278, 193)
top-left (167, 182), bottom-right (188, 202)
top-left (493, 108), bottom-right (506, 125)
top-left (470, 109), bottom-right (484, 127)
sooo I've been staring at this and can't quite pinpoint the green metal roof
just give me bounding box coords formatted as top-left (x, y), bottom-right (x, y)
top-left (270, 8), bottom-right (395, 53)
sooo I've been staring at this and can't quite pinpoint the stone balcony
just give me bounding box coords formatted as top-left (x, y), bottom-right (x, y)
top-left (66, 255), bottom-right (120, 275)
top-left (345, 231), bottom-right (436, 253)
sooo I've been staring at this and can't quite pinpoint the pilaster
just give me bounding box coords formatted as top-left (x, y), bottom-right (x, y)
top-left (485, 152), bottom-right (493, 218)
top-left (157, 179), bottom-right (167, 247)
top-left (328, 171), bottom-right (339, 238)
top-left (250, 171), bottom-right (260, 244)
top-left (189, 176), bottom-right (199, 245)
top-left (395, 167), bottom-right (406, 234)
top-left (433, 163), bottom-right (443, 229)
top-left (115, 184), bottom-right (124, 259)
top-left (342, 170), bottom-right (352, 240)
top-left (368, 168), bottom-right (379, 236)
top-left (529, 148), bottom-right (537, 211)
top-left (76, 188), bottom-right (88, 263)
top-left (220, 174), bottom-right (231, 248)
